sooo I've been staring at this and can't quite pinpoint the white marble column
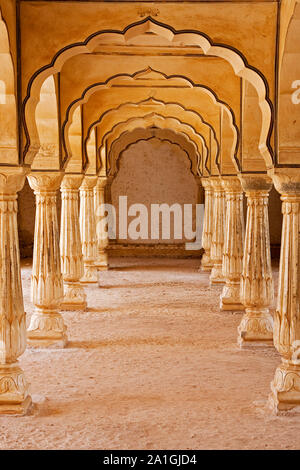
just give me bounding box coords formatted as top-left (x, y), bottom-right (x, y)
top-left (210, 177), bottom-right (226, 284)
top-left (94, 176), bottom-right (109, 271)
top-left (0, 167), bottom-right (32, 414)
top-left (60, 174), bottom-right (86, 310)
top-left (220, 176), bottom-right (245, 310)
top-left (80, 175), bottom-right (98, 283)
top-left (269, 170), bottom-right (300, 412)
top-left (200, 178), bottom-right (214, 271)
top-left (237, 175), bottom-right (274, 348)
top-left (27, 172), bottom-right (67, 348)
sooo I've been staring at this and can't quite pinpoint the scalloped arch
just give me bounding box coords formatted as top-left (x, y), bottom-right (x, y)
top-left (108, 127), bottom-right (202, 177)
top-left (64, 67), bottom-right (237, 169)
top-left (92, 113), bottom-right (211, 176)
top-left (22, 16), bottom-right (273, 169)
top-left (85, 97), bottom-right (219, 173)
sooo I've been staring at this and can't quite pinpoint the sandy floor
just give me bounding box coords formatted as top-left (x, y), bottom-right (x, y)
top-left (1, 257), bottom-right (300, 450)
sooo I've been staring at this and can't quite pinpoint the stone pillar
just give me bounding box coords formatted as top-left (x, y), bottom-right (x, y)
top-left (269, 170), bottom-right (300, 412)
top-left (237, 175), bottom-right (274, 348)
top-left (80, 175), bottom-right (98, 283)
top-left (94, 176), bottom-right (109, 271)
top-left (27, 172), bottom-right (67, 348)
top-left (220, 176), bottom-right (245, 310)
top-left (210, 177), bottom-right (226, 284)
top-left (0, 168), bottom-right (32, 414)
top-left (60, 174), bottom-right (87, 310)
top-left (200, 178), bottom-right (214, 271)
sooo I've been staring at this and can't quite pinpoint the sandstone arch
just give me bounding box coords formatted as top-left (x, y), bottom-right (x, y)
top-left (21, 17), bottom-right (273, 170)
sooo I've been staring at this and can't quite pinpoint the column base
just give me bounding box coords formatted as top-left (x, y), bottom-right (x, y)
top-left (61, 282), bottom-right (87, 311)
top-left (0, 363), bottom-right (32, 415)
top-left (269, 363), bottom-right (300, 413)
top-left (210, 264), bottom-right (225, 284)
top-left (27, 309), bottom-right (68, 348)
top-left (220, 283), bottom-right (244, 311)
top-left (237, 308), bottom-right (273, 348)
top-left (200, 253), bottom-right (213, 272)
top-left (80, 263), bottom-right (98, 283)
top-left (95, 250), bottom-right (109, 271)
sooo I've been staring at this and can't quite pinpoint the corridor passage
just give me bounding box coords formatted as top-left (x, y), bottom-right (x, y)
top-left (1, 257), bottom-right (300, 449)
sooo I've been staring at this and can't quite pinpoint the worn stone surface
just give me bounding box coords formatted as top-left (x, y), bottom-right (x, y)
top-left (3, 257), bottom-right (300, 449)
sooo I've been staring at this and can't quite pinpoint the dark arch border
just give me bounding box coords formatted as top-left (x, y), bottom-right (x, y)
top-left (21, 15), bottom-right (274, 166)
top-left (110, 132), bottom-right (201, 179)
top-left (84, 95), bottom-right (221, 173)
top-left (63, 68), bottom-right (236, 171)
top-left (93, 112), bottom-right (208, 176)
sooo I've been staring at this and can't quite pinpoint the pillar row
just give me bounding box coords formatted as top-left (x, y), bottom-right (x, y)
top-left (27, 171), bottom-right (67, 348)
top-left (94, 176), bottom-right (109, 271)
top-left (0, 168), bottom-right (32, 414)
top-left (269, 170), bottom-right (300, 412)
top-left (200, 178), bottom-right (214, 271)
top-left (237, 175), bottom-right (274, 348)
top-left (220, 176), bottom-right (245, 310)
top-left (60, 174), bottom-right (87, 310)
top-left (210, 177), bottom-right (226, 284)
top-left (80, 175), bottom-right (98, 283)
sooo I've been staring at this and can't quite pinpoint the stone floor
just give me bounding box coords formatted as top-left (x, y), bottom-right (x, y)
top-left (1, 257), bottom-right (300, 450)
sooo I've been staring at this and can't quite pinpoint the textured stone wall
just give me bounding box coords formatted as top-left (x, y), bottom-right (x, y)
top-left (111, 139), bottom-right (198, 245)
top-left (17, 140), bottom-right (282, 258)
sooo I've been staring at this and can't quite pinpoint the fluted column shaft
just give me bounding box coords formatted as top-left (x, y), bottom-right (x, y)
top-left (269, 170), bottom-right (300, 412)
top-left (201, 178), bottom-right (214, 271)
top-left (27, 172), bottom-right (67, 348)
top-left (237, 175), bottom-right (274, 348)
top-left (104, 176), bottom-right (115, 249)
top-left (210, 177), bottom-right (226, 284)
top-left (94, 176), bottom-right (109, 271)
top-left (80, 175), bottom-right (98, 283)
top-left (0, 168), bottom-right (31, 414)
top-left (220, 177), bottom-right (245, 310)
top-left (60, 174), bottom-right (86, 310)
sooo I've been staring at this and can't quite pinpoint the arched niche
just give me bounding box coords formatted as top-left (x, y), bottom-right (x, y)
top-left (85, 99), bottom-right (219, 175)
top-left (107, 127), bottom-right (201, 178)
top-left (31, 75), bottom-right (60, 171)
top-left (0, 9), bottom-right (18, 165)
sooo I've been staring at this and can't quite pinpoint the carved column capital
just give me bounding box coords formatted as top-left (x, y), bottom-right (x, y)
top-left (80, 175), bottom-right (98, 190)
top-left (61, 173), bottom-right (84, 191)
top-left (268, 168), bottom-right (300, 195)
top-left (95, 176), bottom-right (108, 190)
top-left (27, 171), bottom-right (64, 193)
top-left (0, 166), bottom-right (29, 194)
top-left (238, 174), bottom-right (273, 194)
top-left (209, 176), bottom-right (224, 192)
top-left (221, 175), bottom-right (243, 193)
top-left (200, 178), bottom-right (212, 190)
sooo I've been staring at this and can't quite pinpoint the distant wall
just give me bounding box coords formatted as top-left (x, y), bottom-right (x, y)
top-left (111, 138), bottom-right (198, 246)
